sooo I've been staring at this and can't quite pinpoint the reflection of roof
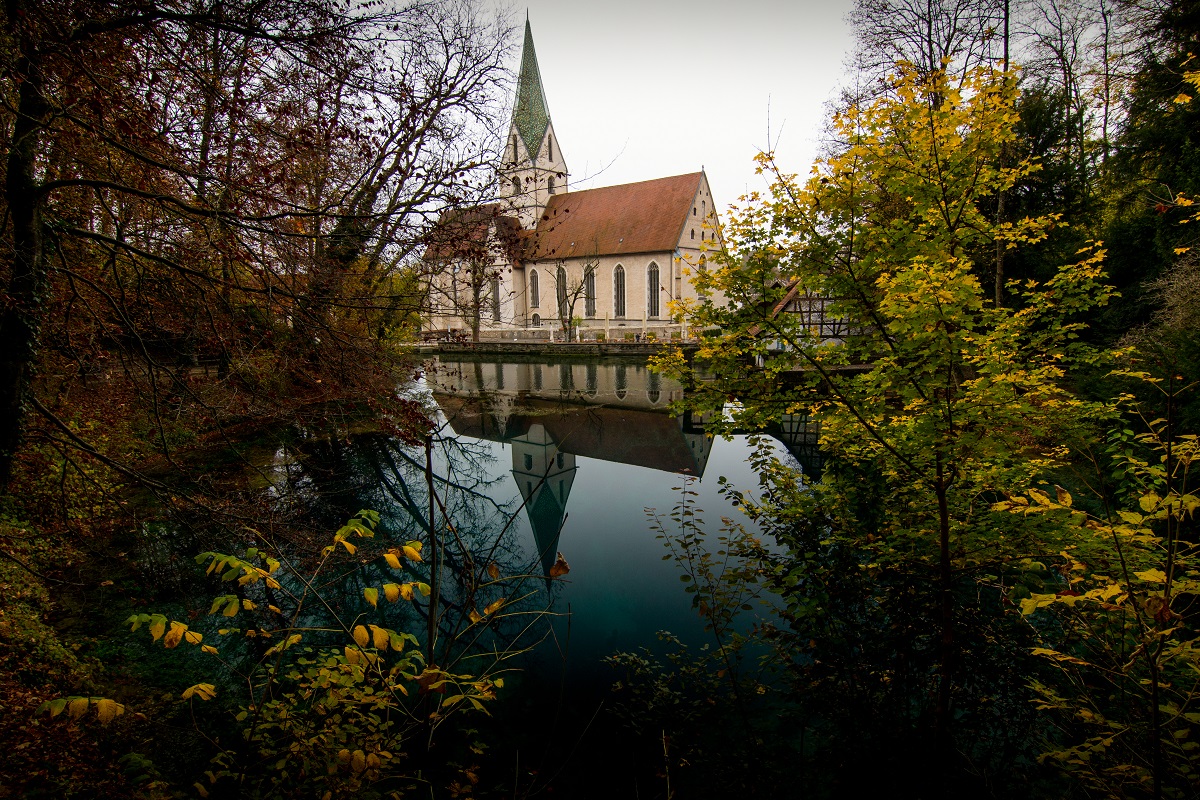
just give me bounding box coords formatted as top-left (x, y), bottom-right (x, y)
top-left (437, 396), bottom-right (708, 476)
top-left (524, 173), bottom-right (702, 261)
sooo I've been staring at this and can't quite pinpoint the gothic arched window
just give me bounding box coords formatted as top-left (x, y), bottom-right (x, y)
top-left (584, 265), bottom-right (596, 317)
top-left (556, 265), bottom-right (569, 320)
top-left (547, 176), bottom-right (555, 195)
top-left (511, 176), bottom-right (521, 197)
top-left (529, 270), bottom-right (539, 307)
top-left (491, 277), bottom-right (501, 322)
top-left (548, 136), bottom-right (554, 161)
top-left (531, 313), bottom-right (541, 328)
top-left (647, 262), bottom-right (660, 317)
top-left (614, 265), bottom-right (626, 318)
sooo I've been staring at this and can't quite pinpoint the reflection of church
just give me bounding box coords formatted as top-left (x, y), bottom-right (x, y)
top-left (509, 424), bottom-right (575, 579)
top-left (433, 366), bottom-right (715, 580)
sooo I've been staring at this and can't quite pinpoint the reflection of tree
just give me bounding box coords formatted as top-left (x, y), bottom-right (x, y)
top-left (283, 424), bottom-right (565, 681)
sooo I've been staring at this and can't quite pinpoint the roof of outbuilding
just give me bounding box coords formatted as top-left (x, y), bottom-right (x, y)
top-left (523, 172), bottom-right (703, 261)
top-left (424, 203), bottom-right (522, 261)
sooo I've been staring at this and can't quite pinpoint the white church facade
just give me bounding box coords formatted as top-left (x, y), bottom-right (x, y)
top-left (423, 19), bottom-right (723, 340)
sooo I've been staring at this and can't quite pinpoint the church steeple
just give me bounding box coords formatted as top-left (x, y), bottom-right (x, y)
top-left (501, 17), bottom-right (567, 228)
top-left (513, 19), bottom-right (550, 160)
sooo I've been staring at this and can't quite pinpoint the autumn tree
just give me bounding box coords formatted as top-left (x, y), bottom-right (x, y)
top-left (0, 0), bottom-right (510, 491)
top-left (659, 62), bottom-right (1114, 788)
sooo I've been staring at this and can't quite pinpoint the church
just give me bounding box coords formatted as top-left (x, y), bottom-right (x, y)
top-left (424, 19), bottom-right (723, 340)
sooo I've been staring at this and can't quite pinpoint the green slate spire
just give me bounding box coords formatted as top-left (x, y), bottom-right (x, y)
top-left (513, 18), bottom-right (551, 159)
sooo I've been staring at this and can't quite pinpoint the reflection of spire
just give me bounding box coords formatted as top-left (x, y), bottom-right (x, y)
top-left (510, 424), bottom-right (576, 580)
top-left (679, 410), bottom-right (713, 478)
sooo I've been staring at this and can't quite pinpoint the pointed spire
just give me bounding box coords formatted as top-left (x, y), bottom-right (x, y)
top-left (513, 18), bottom-right (551, 160)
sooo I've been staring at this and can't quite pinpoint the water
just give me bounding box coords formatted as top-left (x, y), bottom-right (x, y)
top-left (268, 356), bottom-right (816, 794)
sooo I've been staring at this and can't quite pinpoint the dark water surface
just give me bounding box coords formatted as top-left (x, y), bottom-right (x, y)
top-left (275, 356), bottom-right (814, 794)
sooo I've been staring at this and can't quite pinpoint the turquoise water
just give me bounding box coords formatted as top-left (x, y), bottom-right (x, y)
top-left (267, 356), bottom-right (814, 793)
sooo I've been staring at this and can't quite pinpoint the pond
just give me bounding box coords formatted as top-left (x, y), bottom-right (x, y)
top-left (254, 355), bottom-right (819, 793)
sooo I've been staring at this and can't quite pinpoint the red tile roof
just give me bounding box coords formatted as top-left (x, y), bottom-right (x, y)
top-left (523, 172), bottom-right (703, 261)
top-left (424, 204), bottom-right (522, 261)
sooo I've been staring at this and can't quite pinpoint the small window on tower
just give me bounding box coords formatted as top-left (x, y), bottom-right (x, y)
top-left (512, 177), bottom-right (520, 197)
top-left (690, 229), bottom-right (695, 240)
top-left (548, 136), bottom-right (554, 161)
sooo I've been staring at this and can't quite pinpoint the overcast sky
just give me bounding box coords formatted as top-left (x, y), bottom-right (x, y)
top-left (499, 0), bottom-right (858, 211)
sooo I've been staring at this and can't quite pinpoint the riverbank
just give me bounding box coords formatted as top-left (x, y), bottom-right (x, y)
top-left (410, 340), bottom-right (699, 360)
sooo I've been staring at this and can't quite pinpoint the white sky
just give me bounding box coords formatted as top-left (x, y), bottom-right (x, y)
top-left (502, 0), bottom-right (858, 211)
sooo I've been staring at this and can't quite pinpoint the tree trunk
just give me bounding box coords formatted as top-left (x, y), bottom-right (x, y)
top-left (0, 26), bottom-right (49, 490)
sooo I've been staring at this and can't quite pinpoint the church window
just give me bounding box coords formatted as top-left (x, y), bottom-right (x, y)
top-left (693, 206), bottom-right (697, 216)
top-left (690, 229), bottom-right (695, 240)
top-left (531, 312), bottom-right (541, 327)
top-left (491, 277), bottom-right (501, 322)
top-left (556, 265), bottom-right (569, 320)
top-left (548, 136), bottom-right (554, 161)
top-left (509, 134), bottom-right (518, 161)
top-left (530, 270), bottom-right (539, 307)
top-left (556, 453), bottom-right (564, 470)
top-left (584, 265), bottom-right (596, 317)
top-left (647, 262), bottom-right (660, 317)
top-left (547, 176), bottom-right (555, 195)
top-left (615, 365), bottom-right (627, 400)
top-left (512, 176), bottom-right (521, 197)
top-left (524, 453), bottom-right (533, 471)
top-left (698, 255), bottom-right (707, 272)
top-left (613, 265), bottom-right (626, 318)
top-left (648, 370), bottom-right (661, 404)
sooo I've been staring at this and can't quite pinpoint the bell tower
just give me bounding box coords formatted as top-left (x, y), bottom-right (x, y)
top-left (501, 18), bottom-right (568, 229)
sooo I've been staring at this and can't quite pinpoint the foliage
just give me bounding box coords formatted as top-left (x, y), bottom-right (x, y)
top-left (34, 512), bottom-right (504, 798)
top-left (656, 60), bottom-right (1122, 792)
top-left (994, 370), bottom-right (1200, 798)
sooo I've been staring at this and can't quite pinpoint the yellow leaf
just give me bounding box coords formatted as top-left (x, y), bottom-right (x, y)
top-left (201, 645), bottom-right (219, 655)
top-left (184, 630), bottom-right (203, 645)
top-left (487, 562), bottom-right (500, 580)
top-left (1135, 568), bottom-right (1168, 583)
top-left (94, 698), bottom-right (123, 725)
top-left (164, 621), bottom-right (187, 649)
top-left (182, 683), bottom-right (217, 701)
top-left (337, 748), bottom-right (352, 765)
top-left (364, 587), bottom-right (378, 608)
top-left (401, 545), bottom-right (422, 562)
top-left (352, 625), bottom-right (370, 648)
top-left (384, 552), bottom-right (402, 569)
top-left (1176, 247), bottom-right (1192, 255)
top-left (370, 624), bottom-right (389, 650)
top-left (400, 583), bottom-right (415, 601)
top-left (351, 750), bottom-right (367, 773)
top-left (345, 646), bottom-right (362, 665)
top-left (468, 609), bottom-right (483, 624)
top-left (341, 539), bottom-right (357, 555)
top-left (1174, 93), bottom-right (1193, 104)
top-left (383, 583), bottom-right (400, 602)
top-left (194, 782), bottom-right (210, 798)
top-left (68, 697), bottom-right (90, 719)
top-left (1055, 486), bottom-right (1072, 507)
top-left (149, 618), bottom-right (166, 642)
top-left (483, 598), bottom-right (505, 616)
top-left (222, 598), bottom-right (239, 617)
